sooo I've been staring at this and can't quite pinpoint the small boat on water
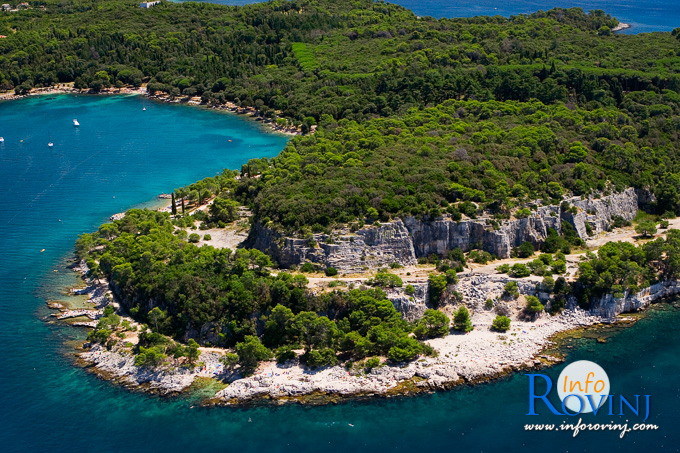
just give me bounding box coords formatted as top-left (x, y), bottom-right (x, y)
top-left (48, 142), bottom-right (54, 148)
top-left (73, 119), bottom-right (80, 127)
top-left (143, 106), bottom-right (146, 111)
top-left (0, 137), bottom-right (4, 143)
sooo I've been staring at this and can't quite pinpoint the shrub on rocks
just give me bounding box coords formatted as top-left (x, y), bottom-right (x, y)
top-left (496, 263), bottom-right (510, 274)
top-left (515, 241), bottom-right (535, 258)
top-left (445, 269), bottom-right (459, 284)
top-left (549, 295), bottom-right (566, 315)
top-left (525, 296), bottom-right (544, 314)
top-left (469, 250), bottom-right (494, 264)
top-left (414, 309), bottom-right (450, 339)
top-left (364, 357), bottom-right (381, 371)
top-left (541, 276), bottom-right (555, 293)
top-left (538, 253), bottom-right (553, 265)
top-left (387, 336), bottom-right (424, 362)
top-left (236, 336), bottom-right (273, 372)
top-left (275, 345), bottom-right (297, 363)
top-left (528, 259), bottom-right (546, 276)
top-left (368, 271), bottom-right (402, 287)
top-left (304, 348), bottom-right (338, 367)
top-left (494, 303), bottom-right (511, 316)
top-left (134, 346), bottom-right (167, 367)
top-left (325, 266), bottom-right (338, 276)
top-left (220, 353), bottom-right (239, 370)
top-left (503, 281), bottom-right (519, 299)
top-left (516, 208), bottom-right (531, 218)
top-left (491, 315), bottom-right (511, 332)
top-left (510, 263), bottom-right (531, 278)
top-left (428, 274), bottom-right (448, 306)
top-left (300, 262), bottom-right (317, 273)
top-left (551, 260), bottom-right (566, 274)
top-left (453, 306), bottom-right (473, 332)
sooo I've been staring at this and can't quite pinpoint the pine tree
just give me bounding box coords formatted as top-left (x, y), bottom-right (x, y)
top-left (453, 306), bottom-right (474, 332)
top-left (171, 192), bottom-right (177, 216)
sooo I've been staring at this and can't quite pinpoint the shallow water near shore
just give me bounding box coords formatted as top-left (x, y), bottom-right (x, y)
top-left (1, 95), bottom-right (679, 452)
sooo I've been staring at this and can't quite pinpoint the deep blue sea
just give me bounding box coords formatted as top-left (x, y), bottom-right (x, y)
top-left (194, 0), bottom-right (679, 34)
top-left (0, 94), bottom-right (679, 452)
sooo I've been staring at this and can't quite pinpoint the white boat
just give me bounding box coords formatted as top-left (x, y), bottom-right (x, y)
top-left (143, 106), bottom-right (147, 111)
top-left (48, 142), bottom-right (54, 148)
top-left (0, 137), bottom-right (4, 143)
top-left (73, 119), bottom-right (80, 127)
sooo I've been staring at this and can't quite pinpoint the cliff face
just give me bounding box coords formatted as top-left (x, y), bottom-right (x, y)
top-left (403, 205), bottom-right (562, 259)
top-left (563, 187), bottom-right (639, 239)
top-left (252, 188), bottom-right (639, 273)
top-left (589, 281), bottom-right (680, 318)
top-left (251, 219), bottom-right (417, 273)
top-left (385, 283), bottom-right (429, 321)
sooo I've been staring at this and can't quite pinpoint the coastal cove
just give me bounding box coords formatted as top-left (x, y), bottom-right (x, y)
top-left (0, 92), bottom-right (678, 452)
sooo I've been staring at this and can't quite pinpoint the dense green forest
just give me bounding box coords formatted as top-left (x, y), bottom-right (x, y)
top-left (2, 0), bottom-right (679, 124)
top-left (9, 0), bottom-right (679, 368)
top-left (77, 210), bottom-right (439, 368)
top-left (241, 96), bottom-right (680, 229)
top-left (577, 229), bottom-right (680, 302)
top-left (4, 0), bottom-right (680, 228)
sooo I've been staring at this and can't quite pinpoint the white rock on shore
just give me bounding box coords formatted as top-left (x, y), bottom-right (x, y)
top-left (214, 308), bottom-right (599, 403)
top-left (81, 344), bottom-right (227, 394)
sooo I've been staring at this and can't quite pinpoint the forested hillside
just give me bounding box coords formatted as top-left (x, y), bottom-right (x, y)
top-left (43, 0), bottom-right (680, 367)
top-left (2, 0), bottom-right (679, 125)
top-left (243, 96), bottom-right (680, 230)
top-left (6, 0), bottom-right (678, 228)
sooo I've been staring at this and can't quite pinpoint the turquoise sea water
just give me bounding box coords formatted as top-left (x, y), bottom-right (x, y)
top-left (193, 0), bottom-right (679, 34)
top-left (1, 95), bottom-right (679, 452)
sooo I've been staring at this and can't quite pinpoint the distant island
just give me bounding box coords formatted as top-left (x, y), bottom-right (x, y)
top-left (5, 0), bottom-right (680, 403)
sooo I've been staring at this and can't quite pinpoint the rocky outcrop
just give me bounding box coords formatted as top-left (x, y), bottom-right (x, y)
top-left (81, 344), bottom-right (196, 393)
top-left (403, 204), bottom-right (562, 259)
top-left (589, 280), bottom-right (680, 318)
top-left (563, 187), bottom-right (638, 239)
top-left (251, 219), bottom-right (417, 272)
top-left (81, 344), bottom-right (229, 394)
top-left (252, 189), bottom-right (639, 273)
top-left (385, 283), bottom-right (429, 321)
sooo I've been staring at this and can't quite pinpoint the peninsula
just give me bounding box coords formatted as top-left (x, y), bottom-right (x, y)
top-left (5, 0), bottom-right (680, 403)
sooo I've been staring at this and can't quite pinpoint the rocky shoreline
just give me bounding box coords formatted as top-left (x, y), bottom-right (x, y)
top-left (66, 258), bottom-right (664, 407)
top-left (612, 22), bottom-right (632, 33)
top-left (56, 181), bottom-right (679, 406)
top-left (212, 308), bottom-right (600, 405)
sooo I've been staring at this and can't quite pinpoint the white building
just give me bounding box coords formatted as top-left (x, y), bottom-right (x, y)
top-left (1, 4), bottom-right (11, 11)
top-left (139, 1), bottom-right (161, 8)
